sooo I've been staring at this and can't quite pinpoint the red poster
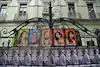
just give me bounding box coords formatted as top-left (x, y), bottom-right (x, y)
top-left (53, 29), bottom-right (65, 46)
top-left (65, 28), bottom-right (76, 45)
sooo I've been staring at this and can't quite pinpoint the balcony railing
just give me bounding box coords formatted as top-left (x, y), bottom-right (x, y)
top-left (14, 13), bottom-right (28, 21)
top-left (0, 14), bottom-right (6, 21)
top-left (88, 12), bottom-right (97, 19)
top-left (0, 0), bottom-right (12, 3)
top-left (68, 12), bottom-right (81, 19)
top-left (96, 13), bottom-right (100, 19)
top-left (17, 0), bottom-right (31, 2)
top-left (83, 0), bottom-right (95, 2)
top-left (0, 46), bottom-right (99, 66)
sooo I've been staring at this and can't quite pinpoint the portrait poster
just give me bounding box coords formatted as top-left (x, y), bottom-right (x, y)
top-left (29, 29), bottom-right (40, 45)
top-left (41, 29), bottom-right (52, 47)
top-left (75, 30), bottom-right (82, 46)
top-left (17, 29), bottom-right (29, 46)
top-left (53, 29), bottom-right (65, 46)
top-left (65, 28), bottom-right (76, 46)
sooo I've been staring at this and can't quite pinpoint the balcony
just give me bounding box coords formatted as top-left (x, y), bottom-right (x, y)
top-left (88, 12), bottom-right (97, 20)
top-left (83, 0), bottom-right (95, 2)
top-left (14, 13), bottom-right (28, 21)
top-left (17, 0), bottom-right (31, 3)
top-left (0, 14), bottom-right (6, 21)
top-left (64, 0), bottom-right (78, 2)
top-left (96, 13), bottom-right (100, 19)
top-left (0, 0), bottom-right (12, 3)
top-left (68, 12), bottom-right (81, 19)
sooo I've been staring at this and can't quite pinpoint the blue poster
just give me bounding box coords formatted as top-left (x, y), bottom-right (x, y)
top-left (29, 29), bottom-right (40, 44)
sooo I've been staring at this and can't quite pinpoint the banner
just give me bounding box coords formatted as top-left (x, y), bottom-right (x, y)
top-left (65, 28), bottom-right (76, 45)
top-left (53, 29), bottom-right (65, 46)
top-left (17, 29), bottom-right (29, 46)
top-left (41, 29), bottom-right (52, 47)
top-left (29, 29), bottom-right (40, 45)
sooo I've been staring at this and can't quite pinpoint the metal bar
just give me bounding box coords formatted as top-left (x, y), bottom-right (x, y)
top-left (49, 2), bottom-right (53, 29)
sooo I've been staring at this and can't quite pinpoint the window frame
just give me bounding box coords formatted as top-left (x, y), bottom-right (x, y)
top-left (0, 4), bottom-right (7, 15)
top-left (19, 3), bottom-right (27, 16)
top-left (87, 3), bottom-right (96, 19)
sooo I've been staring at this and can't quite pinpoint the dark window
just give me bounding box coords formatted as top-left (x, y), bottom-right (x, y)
top-left (0, 4), bottom-right (7, 15)
top-left (87, 3), bottom-right (96, 19)
top-left (19, 4), bottom-right (27, 16)
top-left (68, 3), bottom-right (76, 18)
top-left (87, 40), bottom-right (95, 46)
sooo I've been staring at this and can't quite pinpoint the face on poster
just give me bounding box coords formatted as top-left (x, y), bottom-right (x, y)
top-left (53, 29), bottom-right (65, 46)
top-left (65, 28), bottom-right (76, 45)
top-left (29, 29), bottom-right (40, 44)
top-left (17, 29), bottom-right (28, 46)
top-left (41, 29), bottom-right (52, 47)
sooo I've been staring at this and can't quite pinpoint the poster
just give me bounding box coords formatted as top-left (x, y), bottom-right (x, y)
top-left (17, 29), bottom-right (28, 46)
top-left (29, 29), bottom-right (40, 45)
top-left (41, 29), bottom-right (52, 47)
top-left (65, 28), bottom-right (76, 45)
top-left (75, 30), bottom-right (82, 46)
top-left (53, 29), bottom-right (65, 46)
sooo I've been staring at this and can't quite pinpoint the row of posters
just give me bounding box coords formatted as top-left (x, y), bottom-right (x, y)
top-left (16, 28), bottom-right (81, 46)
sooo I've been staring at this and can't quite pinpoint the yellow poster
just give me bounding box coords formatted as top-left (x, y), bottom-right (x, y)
top-left (17, 29), bottom-right (29, 46)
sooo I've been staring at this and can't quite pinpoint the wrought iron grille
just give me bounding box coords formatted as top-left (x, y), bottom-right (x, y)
top-left (0, 46), bottom-right (100, 66)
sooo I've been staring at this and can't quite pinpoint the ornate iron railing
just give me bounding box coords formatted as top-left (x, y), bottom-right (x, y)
top-left (0, 46), bottom-right (100, 66)
top-left (68, 12), bottom-right (81, 19)
top-left (0, 2), bottom-right (99, 66)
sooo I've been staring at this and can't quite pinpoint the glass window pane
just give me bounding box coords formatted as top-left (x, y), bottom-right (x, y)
top-left (0, 4), bottom-right (7, 15)
top-left (19, 4), bottom-right (27, 16)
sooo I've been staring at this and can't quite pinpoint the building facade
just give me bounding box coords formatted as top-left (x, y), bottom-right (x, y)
top-left (0, 0), bottom-right (100, 47)
top-left (0, 0), bottom-right (100, 66)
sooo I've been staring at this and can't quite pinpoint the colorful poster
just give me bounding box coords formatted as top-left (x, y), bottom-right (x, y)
top-left (17, 29), bottom-right (28, 46)
top-left (53, 29), bottom-right (65, 46)
top-left (65, 28), bottom-right (76, 45)
top-left (41, 29), bottom-right (52, 47)
top-left (29, 29), bottom-right (40, 45)
top-left (75, 30), bottom-right (82, 46)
